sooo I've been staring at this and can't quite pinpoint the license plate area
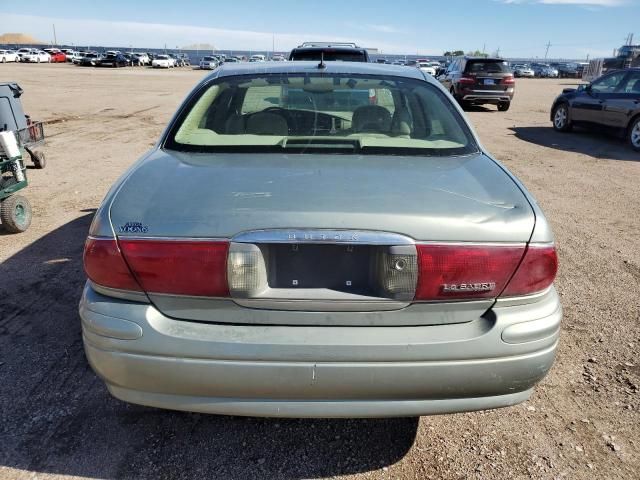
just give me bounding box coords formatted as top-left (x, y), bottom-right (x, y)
top-left (269, 244), bottom-right (373, 293)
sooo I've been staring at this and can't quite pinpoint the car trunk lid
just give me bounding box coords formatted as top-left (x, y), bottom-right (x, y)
top-left (108, 149), bottom-right (535, 324)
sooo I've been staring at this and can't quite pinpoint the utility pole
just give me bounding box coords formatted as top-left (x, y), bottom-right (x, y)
top-left (544, 41), bottom-right (551, 59)
top-left (52, 24), bottom-right (57, 46)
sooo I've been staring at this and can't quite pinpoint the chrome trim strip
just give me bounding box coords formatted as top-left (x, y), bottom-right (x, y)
top-left (232, 229), bottom-right (415, 245)
top-left (414, 241), bottom-right (527, 247)
top-left (90, 281), bottom-right (150, 303)
top-left (116, 236), bottom-right (230, 242)
top-left (92, 234), bottom-right (543, 248)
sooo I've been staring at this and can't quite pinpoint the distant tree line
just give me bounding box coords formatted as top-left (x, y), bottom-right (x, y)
top-left (443, 50), bottom-right (489, 58)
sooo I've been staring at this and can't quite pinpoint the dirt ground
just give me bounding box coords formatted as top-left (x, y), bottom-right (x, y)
top-left (0, 63), bottom-right (638, 480)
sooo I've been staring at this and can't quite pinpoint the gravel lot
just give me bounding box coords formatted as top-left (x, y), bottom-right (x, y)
top-left (0, 63), bottom-right (638, 480)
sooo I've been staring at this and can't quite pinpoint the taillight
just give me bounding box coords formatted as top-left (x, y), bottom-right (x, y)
top-left (414, 243), bottom-right (558, 301)
top-left (415, 245), bottom-right (524, 300)
top-left (458, 77), bottom-right (476, 85)
top-left (502, 75), bottom-right (515, 85)
top-left (83, 237), bottom-right (142, 291)
top-left (119, 239), bottom-right (230, 297)
top-left (502, 245), bottom-right (558, 296)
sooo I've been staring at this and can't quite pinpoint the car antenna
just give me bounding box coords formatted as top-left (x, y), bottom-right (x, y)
top-left (318, 51), bottom-right (326, 69)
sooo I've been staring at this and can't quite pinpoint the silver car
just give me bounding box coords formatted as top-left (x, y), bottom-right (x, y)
top-left (80, 62), bottom-right (561, 418)
top-left (199, 56), bottom-right (219, 70)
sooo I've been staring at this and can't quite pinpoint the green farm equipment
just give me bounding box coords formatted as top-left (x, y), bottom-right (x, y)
top-left (0, 82), bottom-right (46, 233)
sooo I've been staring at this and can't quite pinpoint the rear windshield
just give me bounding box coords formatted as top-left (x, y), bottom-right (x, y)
top-left (165, 73), bottom-right (478, 157)
top-left (290, 50), bottom-right (367, 62)
top-left (465, 60), bottom-right (510, 74)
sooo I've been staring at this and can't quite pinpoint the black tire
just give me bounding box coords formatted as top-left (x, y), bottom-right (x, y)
top-left (0, 195), bottom-right (32, 233)
top-left (450, 86), bottom-right (466, 108)
top-left (498, 102), bottom-right (510, 112)
top-left (552, 103), bottom-right (572, 132)
top-left (628, 116), bottom-right (640, 152)
top-left (31, 151), bottom-right (46, 169)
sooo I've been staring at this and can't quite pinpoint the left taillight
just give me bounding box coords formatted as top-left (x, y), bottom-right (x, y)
top-left (119, 239), bottom-right (230, 297)
top-left (83, 237), bottom-right (142, 291)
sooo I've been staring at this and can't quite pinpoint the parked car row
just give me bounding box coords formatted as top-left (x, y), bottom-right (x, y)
top-left (70, 50), bottom-right (191, 68)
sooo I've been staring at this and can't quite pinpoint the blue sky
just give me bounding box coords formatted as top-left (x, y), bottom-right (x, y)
top-left (1, 0), bottom-right (638, 58)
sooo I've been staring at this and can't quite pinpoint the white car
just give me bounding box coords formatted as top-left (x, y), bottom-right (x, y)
top-left (60, 48), bottom-right (78, 61)
top-left (199, 56), bottom-right (218, 70)
top-left (131, 52), bottom-right (150, 65)
top-left (152, 55), bottom-right (175, 68)
top-left (249, 54), bottom-right (266, 62)
top-left (21, 50), bottom-right (51, 63)
top-left (16, 48), bottom-right (34, 61)
top-left (0, 49), bottom-right (19, 63)
top-left (417, 61), bottom-right (436, 76)
top-left (516, 66), bottom-right (535, 78)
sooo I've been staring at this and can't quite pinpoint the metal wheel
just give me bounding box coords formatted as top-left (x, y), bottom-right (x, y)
top-left (0, 195), bottom-right (32, 233)
top-left (552, 104), bottom-right (571, 132)
top-left (629, 118), bottom-right (640, 152)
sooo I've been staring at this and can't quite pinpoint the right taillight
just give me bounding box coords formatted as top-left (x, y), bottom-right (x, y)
top-left (502, 244), bottom-right (558, 297)
top-left (414, 243), bottom-right (558, 301)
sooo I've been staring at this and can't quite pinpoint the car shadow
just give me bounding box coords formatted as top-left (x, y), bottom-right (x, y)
top-left (462, 105), bottom-right (494, 113)
top-left (0, 212), bottom-right (418, 479)
top-left (509, 126), bottom-right (639, 161)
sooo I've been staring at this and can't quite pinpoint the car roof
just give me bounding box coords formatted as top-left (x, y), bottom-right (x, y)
top-left (212, 61), bottom-right (430, 82)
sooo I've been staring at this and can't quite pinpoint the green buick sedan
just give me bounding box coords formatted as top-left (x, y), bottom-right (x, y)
top-left (80, 61), bottom-right (560, 418)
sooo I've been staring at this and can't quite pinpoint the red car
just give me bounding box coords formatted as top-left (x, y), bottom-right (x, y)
top-left (49, 51), bottom-right (66, 63)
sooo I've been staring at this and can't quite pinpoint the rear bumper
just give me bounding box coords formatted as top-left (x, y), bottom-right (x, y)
top-left (460, 87), bottom-right (514, 104)
top-left (462, 91), bottom-right (513, 103)
top-left (80, 283), bottom-right (561, 417)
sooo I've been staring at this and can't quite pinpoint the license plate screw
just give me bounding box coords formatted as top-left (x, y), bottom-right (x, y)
top-left (292, 280), bottom-right (299, 286)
